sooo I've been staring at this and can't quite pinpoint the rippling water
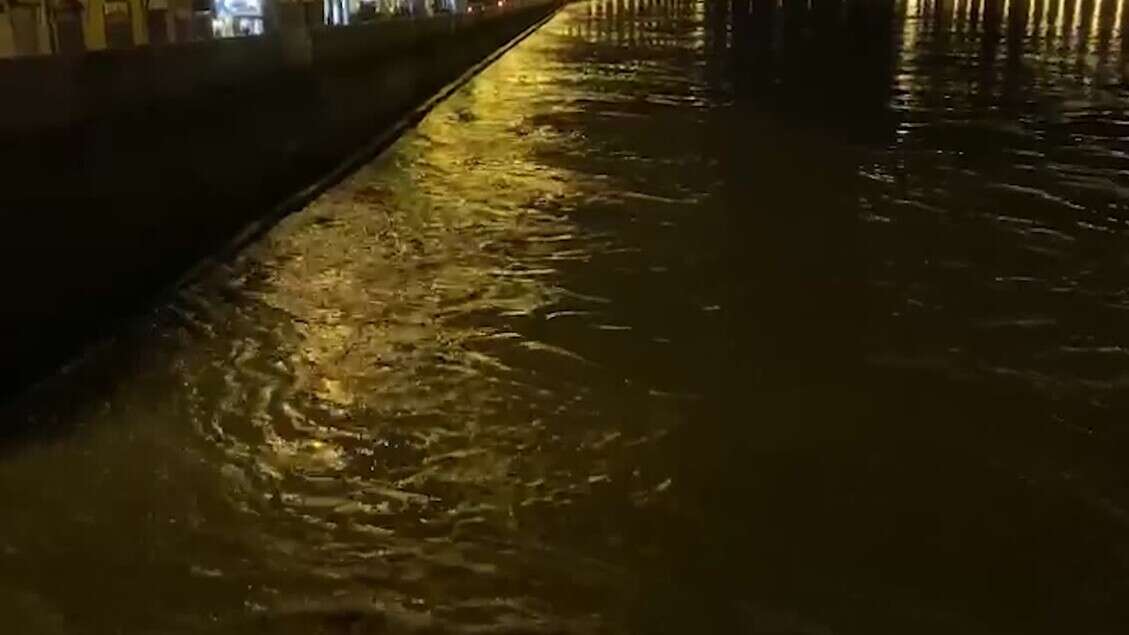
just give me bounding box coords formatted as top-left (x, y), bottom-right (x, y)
top-left (5, 0), bottom-right (1129, 632)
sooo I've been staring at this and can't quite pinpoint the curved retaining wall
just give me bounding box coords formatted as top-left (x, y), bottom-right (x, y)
top-left (0, 2), bottom-right (561, 393)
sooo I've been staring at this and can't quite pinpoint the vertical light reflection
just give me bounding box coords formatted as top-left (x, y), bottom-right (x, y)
top-left (692, 0), bottom-right (706, 51)
top-left (897, 0), bottom-right (922, 105)
top-left (1120, 0), bottom-right (1129, 83)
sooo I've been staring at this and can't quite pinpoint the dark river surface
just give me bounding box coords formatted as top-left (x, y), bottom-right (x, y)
top-left (6, 0), bottom-right (1129, 632)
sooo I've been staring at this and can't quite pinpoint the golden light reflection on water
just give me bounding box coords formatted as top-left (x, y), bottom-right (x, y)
top-left (159, 13), bottom-right (670, 629)
top-left (895, 0), bottom-right (1129, 124)
top-left (900, 0), bottom-right (1129, 45)
top-left (254, 35), bottom-right (584, 418)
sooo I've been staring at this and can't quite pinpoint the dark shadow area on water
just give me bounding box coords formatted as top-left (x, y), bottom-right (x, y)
top-left (495, 1), bottom-right (1129, 633)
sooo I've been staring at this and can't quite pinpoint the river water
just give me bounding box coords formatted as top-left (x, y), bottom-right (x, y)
top-left (5, 0), bottom-right (1129, 632)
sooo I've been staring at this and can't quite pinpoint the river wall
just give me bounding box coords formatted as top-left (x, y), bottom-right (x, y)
top-left (0, 1), bottom-right (561, 392)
